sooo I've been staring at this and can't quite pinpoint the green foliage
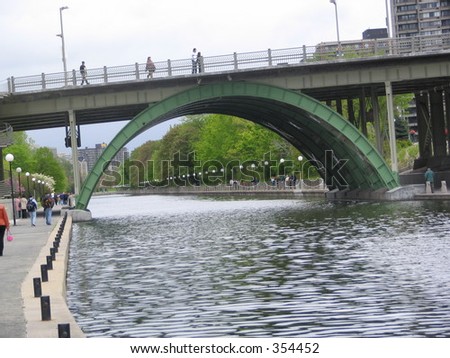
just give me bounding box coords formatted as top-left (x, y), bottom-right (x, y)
top-left (3, 132), bottom-right (70, 193)
top-left (397, 142), bottom-right (419, 171)
top-left (130, 114), bottom-right (318, 185)
top-left (33, 148), bottom-right (68, 192)
top-left (124, 140), bottom-right (162, 187)
top-left (4, 132), bottom-right (35, 170)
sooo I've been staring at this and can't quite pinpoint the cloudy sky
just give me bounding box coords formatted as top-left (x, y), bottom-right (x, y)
top-left (0, 0), bottom-right (390, 153)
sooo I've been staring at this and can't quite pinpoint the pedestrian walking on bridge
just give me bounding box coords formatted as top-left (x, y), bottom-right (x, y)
top-left (145, 56), bottom-right (156, 78)
top-left (80, 61), bottom-right (90, 85)
top-left (191, 48), bottom-right (197, 74)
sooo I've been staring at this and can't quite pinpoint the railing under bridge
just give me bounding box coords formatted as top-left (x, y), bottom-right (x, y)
top-left (113, 179), bottom-right (328, 196)
top-left (6, 33), bottom-right (450, 94)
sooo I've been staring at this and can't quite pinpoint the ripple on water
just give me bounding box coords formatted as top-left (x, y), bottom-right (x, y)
top-left (67, 196), bottom-right (450, 337)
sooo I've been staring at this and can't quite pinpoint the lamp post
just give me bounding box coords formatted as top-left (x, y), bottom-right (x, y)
top-left (16, 167), bottom-right (22, 198)
top-left (385, 0), bottom-right (391, 38)
top-left (32, 177), bottom-right (36, 198)
top-left (329, 0), bottom-right (341, 55)
top-left (57, 6), bottom-right (69, 86)
top-left (25, 172), bottom-right (30, 197)
top-left (297, 155), bottom-right (303, 190)
top-left (5, 154), bottom-right (16, 226)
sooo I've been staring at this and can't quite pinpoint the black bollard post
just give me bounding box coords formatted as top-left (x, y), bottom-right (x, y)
top-left (40, 264), bottom-right (48, 282)
top-left (40, 296), bottom-right (51, 321)
top-left (58, 323), bottom-right (71, 338)
top-left (46, 255), bottom-right (53, 270)
top-left (50, 247), bottom-right (56, 260)
top-left (53, 241), bottom-right (59, 253)
top-left (33, 277), bottom-right (42, 297)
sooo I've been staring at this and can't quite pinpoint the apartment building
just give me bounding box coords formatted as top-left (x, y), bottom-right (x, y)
top-left (391, 0), bottom-right (450, 38)
top-left (78, 143), bottom-right (129, 174)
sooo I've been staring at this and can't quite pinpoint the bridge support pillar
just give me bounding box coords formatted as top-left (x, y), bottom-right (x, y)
top-left (445, 91), bottom-right (450, 154)
top-left (371, 87), bottom-right (383, 155)
top-left (347, 98), bottom-right (356, 126)
top-left (0, 147), bottom-right (3, 182)
top-left (415, 92), bottom-right (432, 166)
top-left (430, 90), bottom-right (447, 157)
top-left (67, 209), bottom-right (92, 222)
top-left (385, 81), bottom-right (398, 173)
top-left (68, 110), bottom-right (81, 195)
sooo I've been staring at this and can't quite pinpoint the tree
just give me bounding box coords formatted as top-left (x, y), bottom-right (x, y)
top-left (33, 147), bottom-right (68, 192)
top-left (3, 132), bottom-right (35, 172)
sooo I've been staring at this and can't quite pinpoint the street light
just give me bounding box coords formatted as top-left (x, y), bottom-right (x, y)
top-left (32, 177), bottom-right (36, 198)
top-left (298, 156), bottom-right (304, 190)
top-left (5, 154), bottom-right (16, 226)
top-left (329, 0), bottom-right (341, 55)
top-left (25, 172), bottom-right (30, 197)
top-left (57, 6), bottom-right (69, 86)
top-left (16, 167), bottom-right (22, 197)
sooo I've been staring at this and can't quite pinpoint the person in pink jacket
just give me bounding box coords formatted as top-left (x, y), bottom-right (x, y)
top-left (0, 204), bottom-right (11, 256)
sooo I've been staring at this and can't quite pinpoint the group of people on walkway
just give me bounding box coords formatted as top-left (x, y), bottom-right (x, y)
top-left (77, 47), bottom-right (206, 85)
top-left (12, 193), bottom-right (55, 226)
top-left (191, 48), bottom-right (204, 73)
top-left (0, 193), bottom-right (56, 257)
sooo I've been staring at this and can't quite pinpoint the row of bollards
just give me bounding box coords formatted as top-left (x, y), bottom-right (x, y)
top-left (32, 213), bottom-right (72, 338)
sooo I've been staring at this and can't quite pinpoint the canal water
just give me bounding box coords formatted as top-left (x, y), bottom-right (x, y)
top-left (66, 195), bottom-right (450, 338)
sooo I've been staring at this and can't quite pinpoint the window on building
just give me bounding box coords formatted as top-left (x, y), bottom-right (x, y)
top-left (419, 2), bottom-right (439, 10)
top-left (399, 14), bottom-right (418, 21)
top-left (398, 5), bottom-right (417, 12)
top-left (421, 11), bottom-right (441, 19)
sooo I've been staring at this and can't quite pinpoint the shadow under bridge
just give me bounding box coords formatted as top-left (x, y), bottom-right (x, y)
top-left (76, 82), bottom-right (399, 210)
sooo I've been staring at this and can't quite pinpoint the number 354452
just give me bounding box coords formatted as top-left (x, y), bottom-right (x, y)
top-left (272, 342), bottom-right (319, 354)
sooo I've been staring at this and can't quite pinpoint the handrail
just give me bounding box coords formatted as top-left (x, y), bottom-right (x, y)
top-left (0, 122), bottom-right (13, 147)
top-left (6, 33), bottom-right (450, 94)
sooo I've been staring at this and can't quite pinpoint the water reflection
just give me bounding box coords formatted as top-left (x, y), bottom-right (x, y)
top-left (67, 195), bottom-right (450, 337)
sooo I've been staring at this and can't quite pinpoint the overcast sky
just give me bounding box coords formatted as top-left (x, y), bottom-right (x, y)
top-left (0, 0), bottom-right (390, 154)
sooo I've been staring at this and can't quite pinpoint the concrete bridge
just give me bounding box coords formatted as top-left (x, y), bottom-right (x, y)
top-left (2, 36), bottom-right (450, 210)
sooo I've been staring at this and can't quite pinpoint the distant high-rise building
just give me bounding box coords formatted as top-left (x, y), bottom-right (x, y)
top-left (78, 143), bottom-right (129, 173)
top-left (390, 0), bottom-right (450, 135)
top-left (391, 0), bottom-right (450, 38)
top-left (362, 28), bottom-right (388, 40)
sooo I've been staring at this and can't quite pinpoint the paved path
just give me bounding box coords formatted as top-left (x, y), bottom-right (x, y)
top-left (0, 211), bottom-right (58, 337)
top-left (0, 206), bottom-right (84, 338)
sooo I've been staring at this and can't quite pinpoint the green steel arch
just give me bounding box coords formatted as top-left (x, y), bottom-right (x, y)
top-left (76, 82), bottom-right (399, 210)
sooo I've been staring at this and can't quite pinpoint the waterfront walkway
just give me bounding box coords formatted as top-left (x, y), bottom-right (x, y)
top-left (0, 206), bottom-right (84, 338)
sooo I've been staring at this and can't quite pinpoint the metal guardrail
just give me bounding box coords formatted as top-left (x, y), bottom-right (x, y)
top-left (123, 179), bottom-right (327, 194)
top-left (6, 34), bottom-right (450, 94)
top-left (0, 122), bottom-right (13, 147)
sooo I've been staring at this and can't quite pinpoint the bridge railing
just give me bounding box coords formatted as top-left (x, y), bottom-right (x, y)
top-left (0, 122), bottom-right (13, 148)
top-left (6, 33), bottom-right (450, 94)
